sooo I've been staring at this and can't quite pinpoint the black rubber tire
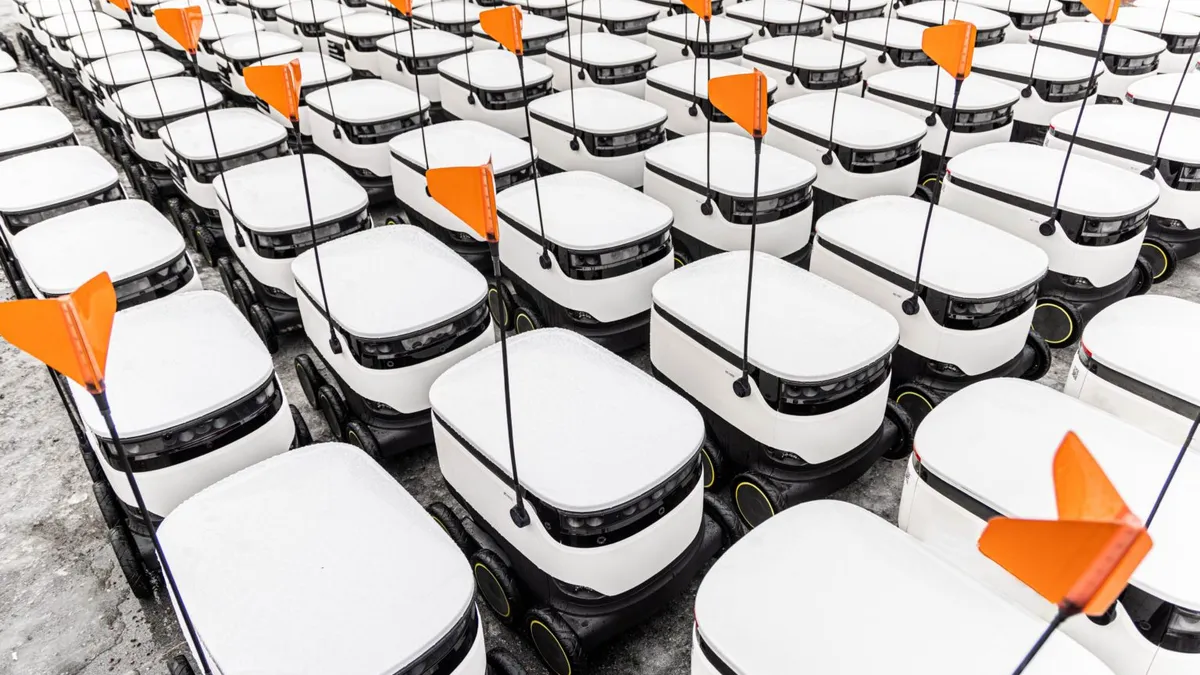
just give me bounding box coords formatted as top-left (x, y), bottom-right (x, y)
top-left (293, 353), bottom-right (321, 408)
top-left (881, 399), bottom-right (916, 461)
top-left (1032, 297), bottom-right (1082, 349)
top-left (919, 174), bottom-right (942, 202)
top-left (345, 419), bottom-right (380, 459)
top-left (488, 283), bottom-right (511, 330)
top-left (892, 382), bottom-right (938, 430)
top-left (0, 34), bottom-right (17, 64)
top-left (102, 128), bottom-right (122, 159)
top-left (108, 525), bottom-right (153, 599)
top-left (1023, 329), bottom-right (1052, 382)
top-left (97, 126), bottom-right (114, 156)
top-left (215, 256), bottom-right (238, 298)
top-left (81, 444), bottom-right (106, 483)
top-left (512, 303), bottom-right (541, 334)
top-left (703, 491), bottom-right (745, 551)
top-left (912, 183), bottom-right (936, 203)
top-left (167, 654), bottom-right (195, 675)
top-left (1140, 238), bottom-right (1177, 284)
top-left (316, 384), bottom-right (348, 440)
top-left (193, 223), bottom-right (218, 267)
top-left (92, 480), bottom-right (123, 530)
top-left (732, 472), bottom-right (784, 529)
top-left (247, 304), bottom-right (279, 354)
top-left (673, 245), bottom-right (691, 269)
top-left (289, 404), bottom-right (312, 448)
top-left (1128, 256), bottom-right (1154, 297)
top-left (427, 501), bottom-right (477, 556)
top-left (119, 154), bottom-right (141, 196)
top-left (472, 548), bottom-right (524, 625)
top-left (138, 174), bottom-right (160, 210)
top-left (699, 438), bottom-right (726, 491)
top-left (166, 197), bottom-right (188, 240)
top-left (230, 278), bottom-right (255, 318)
top-left (486, 649), bottom-right (527, 675)
top-left (526, 606), bottom-right (586, 675)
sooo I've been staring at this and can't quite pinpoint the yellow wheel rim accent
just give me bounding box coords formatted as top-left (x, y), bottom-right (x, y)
top-left (385, 218), bottom-right (398, 226)
top-left (488, 288), bottom-right (509, 324)
top-left (1035, 302), bottom-right (1074, 345)
top-left (530, 619), bottom-right (572, 675)
top-left (473, 563), bottom-right (511, 618)
top-left (431, 516), bottom-right (448, 534)
top-left (1143, 242), bottom-right (1170, 280)
top-left (516, 313), bottom-right (535, 333)
top-left (674, 255), bottom-right (686, 268)
top-left (734, 481), bottom-right (774, 528)
top-left (895, 391), bottom-right (933, 412)
top-left (922, 176), bottom-right (940, 186)
top-left (700, 448), bottom-right (715, 489)
top-left (348, 430), bottom-right (361, 447)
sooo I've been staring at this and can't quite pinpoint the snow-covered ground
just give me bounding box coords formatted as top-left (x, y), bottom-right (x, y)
top-left (0, 2), bottom-right (1197, 671)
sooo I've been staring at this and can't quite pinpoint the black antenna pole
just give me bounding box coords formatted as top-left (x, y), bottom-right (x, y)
top-left (1145, 410), bottom-right (1199, 527)
top-left (463, 5), bottom-right (476, 104)
top-left (1011, 606), bottom-right (1075, 675)
top-left (1039, 21), bottom-right (1110, 239)
top-left (406, 14), bottom-right (431, 179)
top-left (821, 0), bottom-right (853, 166)
top-left (879, 0), bottom-right (897, 65)
top-left (517, 53), bottom-right (552, 268)
top-left (732, 135), bottom-right (763, 398)
top-left (92, 390), bottom-right (214, 675)
top-left (700, 17), bottom-right (715, 215)
top-left (305, 0), bottom-right (343, 137)
top-left (903, 77), bottom-right (963, 315)
top-left (1020, 0), bottom-right (1059, 98)
top-left (1141, 30), bottom-right (1196, 179)
top-left (564, 0), bottom-right (580, 149)
top-left (758, 0), bottom-right (768, 37)
top-left (293, 121), bottom-right (341, 354)
top-left (486, 235), bottom-right (530, 528)
top-left (785, 0), bottom-right (810, 84)
top-left (123, 6), bottom-right (171, 156)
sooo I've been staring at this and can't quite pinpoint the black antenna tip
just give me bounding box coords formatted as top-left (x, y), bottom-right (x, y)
top-left (877, 53), bottom-right (887, 63)
top-left (1021, 85), bottom-right (1032, 98)
top-left (688, 103), bottom-right (699, 117)
top-left (333, 127), bottom-right (341, 139)
top-left (700, 200), bottom-right (714, 216)
top-left (1140, 166), bottom-right (1156, 179)
top-left (785, 73), bottom-right (796, 85)
top-left (732, 376), bottom-right (752, 398)
top-left (824, 15), bottom-right (832, 23)
top-left (821, 151), bottom-right (834, 166)
top-left (902, 297), bottom-right (919, 316)
top-left (758, 27), bottom-right (766, 36)
top-left (1039, 220), bottom-right (1056, 236)
top-left (597, 23), bottom-right (605, 31)
top-left (329, 336), bottom-right (342, 354)
top-left (681, 46), bottom-right (690, 56)
top-left (539, 251), bottom-right (552, 270)
top-left (924, 114), bottom-right (936, 127)
top-left (510, 504), bottom-right (530, 527)
top-left (467, 93), bottom-right (476, 105)
top-left (577, 69), bottom-right (585, 80)
top-left (569, 137), bottom-right (580, 151)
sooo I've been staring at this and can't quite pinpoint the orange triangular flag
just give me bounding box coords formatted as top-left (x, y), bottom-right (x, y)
top-left (479, 6), bottom-right (524, 56)
top-left (108, 0), bottom-right (131, 13)
top-left (155, 5), bottom-right (205, 54)
top-left (427, 161), bottom-right (499, 243)
top-left (681, 0), bottom-right (713, 21)
top-left (0, 272), bottom-right (116, 394)
top-left (387, 0), bottom-right (412, 17)
top-left (1083, 0), bottom-right (1119, 23)
top-left (922, 20), bottom-right (976, 80)
top-left (708, 70), bottom-right (768, 138)
top-left (978, 433), bottom-right (1153, 616)
top-left (244, 60), bottom-right (302, 123)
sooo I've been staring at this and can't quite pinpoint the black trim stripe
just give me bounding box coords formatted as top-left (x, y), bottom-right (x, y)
top-left (653, 303), bottom-right (742, 370)
top-left (695, 631), bottom-right (739, 675)
top-left (1083, 354), bottom-right (1200, 420)
top-left (1127, 94), bottom-right (1200, 118)
top-left (944, 172), bottom-right (1057, 218)
top-left (866, 84), bottom-right (936, 113)
top-left (914, 456), bottom-right (1000, 522)
top-left (1047, 126), bottom-right (1156, 166)
top-left (645, 159), bottom-right (812, 199)
top-left (814, 235), bottom-right (917, 294)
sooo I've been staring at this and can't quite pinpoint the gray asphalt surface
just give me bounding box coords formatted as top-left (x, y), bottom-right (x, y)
top-left (1, 4), bottom-right (1199, 673)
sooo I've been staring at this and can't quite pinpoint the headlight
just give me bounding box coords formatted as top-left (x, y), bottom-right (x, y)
top-left (1163, 606), bottom-right (1200, 653)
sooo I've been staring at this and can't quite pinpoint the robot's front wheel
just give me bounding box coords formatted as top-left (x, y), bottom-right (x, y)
top-left (526, 606), bottom-right (586, 675)
top-left (472, 548), bottom-right (524, 626)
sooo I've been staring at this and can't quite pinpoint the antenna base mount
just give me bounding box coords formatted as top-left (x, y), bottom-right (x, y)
top-left (1020, 85), bottom-right (1032, 99)
top-left (467, 93), bottom-right (476, 105)
top-left (539, 251), bottom-right (552, 270)
top-left (329, 336), bottom-right (342, 354)
top-left (700, 199), bottom-right (713, 216)
top-left (569, 138), bottom-right (580, 151)
top-left (732, 376), bottom-right (751, 398)
top-left (1140, 166), bottom-right (1156, 179)
top-left (821, 151), bottom-right (833, 166)
top-left (877, 53), bottom-right (887, 64)
top-left (785, 73), bottom-right (796, 85)
top-left (510, 503), bottom-right (530, 527)
top-left (688, 103), bottom-right (698, 117)
top-left (902, 297), bottom-right (919, 316)
top-left (1039, 220), bottom-right (1056, 236)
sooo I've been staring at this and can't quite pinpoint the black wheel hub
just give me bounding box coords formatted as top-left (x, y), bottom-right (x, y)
top-left (1032, 302), bottom-right (1073, 346)
top-left (734, 480), bottom-right (774, 529)
top-left (474, 564), bottom-right (511, 619)
top-left (530, 621), bottom-right (572, 675)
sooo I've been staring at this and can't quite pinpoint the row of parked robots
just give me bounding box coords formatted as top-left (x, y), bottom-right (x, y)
top-left (0, 0), bottom-right (1198, 671)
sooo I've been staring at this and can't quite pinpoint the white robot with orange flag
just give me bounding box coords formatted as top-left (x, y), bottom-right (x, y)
top-left (899, 376), bottom-right (1198, 675)
top-left (811, 21), bottom-right (1054, 430)
top-left (214, 58), bottom-right (371, 354)
top-left (651, 70), bottom-right (909, 530)
top-left (424, 151), bottom-right (730, 675)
